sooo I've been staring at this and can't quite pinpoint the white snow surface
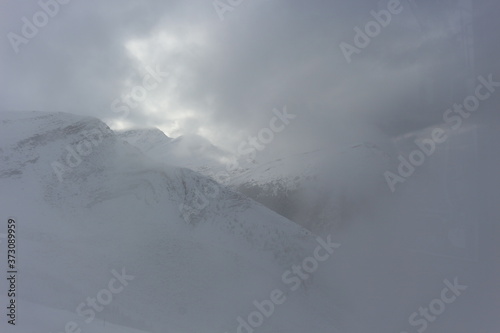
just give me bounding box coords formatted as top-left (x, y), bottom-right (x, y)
top-left (0, 111), bottom-right (346, 333)
top-left (0, 111), bottom-right (498, 333)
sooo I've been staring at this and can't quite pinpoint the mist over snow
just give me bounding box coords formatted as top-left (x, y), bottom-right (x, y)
top-left (1, 0), bottom-right (499, 332)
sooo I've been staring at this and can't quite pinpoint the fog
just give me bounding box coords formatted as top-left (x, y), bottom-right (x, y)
top-left (1, 0), bottom-right (499, 332)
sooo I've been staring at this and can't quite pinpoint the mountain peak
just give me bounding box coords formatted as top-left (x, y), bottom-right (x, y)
top-left (119, 127), bottom-right (170, 139)
top-left (117, 127), bottom-right (172, 152)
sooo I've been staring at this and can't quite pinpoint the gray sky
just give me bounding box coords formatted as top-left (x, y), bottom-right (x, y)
top-left (1, 0), bottom-right (498, 154)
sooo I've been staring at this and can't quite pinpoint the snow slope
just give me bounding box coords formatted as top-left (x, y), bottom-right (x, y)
top-left (227, 143), bottom-right (395, 233)
top-left (0, 111), bottom-right (349, 333)
top-left (118, 129), bottom-right (235, 174)
top-left (111, 123), bottom-right (499, 333)
top-left (1, 112), bottom-right (497, 333)
top-left (118, 127), bottom-right (395, 234)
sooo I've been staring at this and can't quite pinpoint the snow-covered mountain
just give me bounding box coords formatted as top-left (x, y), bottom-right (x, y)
top-left (118, 127), bottom-right (173, 153)
top-left (118, 129), bottom-right (234, 173)
top-left (2, 112), bottom-right (497, 333)
top-left (227, 143), bottom-right (395, 233)
top-left (117, 127), bottom-right (395, 234)
top-left (0, 111), bottom-right (351, 333)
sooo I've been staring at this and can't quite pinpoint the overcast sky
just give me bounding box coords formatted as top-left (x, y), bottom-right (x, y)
top-left (1, 0), bottom-right (498, 154)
